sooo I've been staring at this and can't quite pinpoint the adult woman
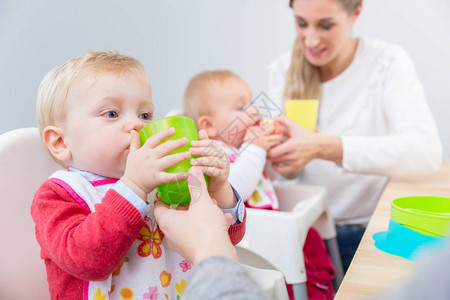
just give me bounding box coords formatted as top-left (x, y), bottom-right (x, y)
top-left (266, 0), bottom-right (442, 271)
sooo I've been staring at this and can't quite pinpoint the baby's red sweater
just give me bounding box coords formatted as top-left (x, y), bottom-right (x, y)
top-left (31, 180), bottom-right (246, 299)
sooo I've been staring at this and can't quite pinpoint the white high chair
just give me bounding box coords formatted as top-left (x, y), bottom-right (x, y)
top-left (0, 127), bottom-right (288, 300)
top-left (236, 183), bottom-right (344, 300)
top-left (0, 127), bottom-right (61, 299)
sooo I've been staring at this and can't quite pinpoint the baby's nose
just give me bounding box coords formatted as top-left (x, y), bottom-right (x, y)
top-left (247, 105), bottom-right (260, 119)
top-left (127, 118), bottom-right (145, 132)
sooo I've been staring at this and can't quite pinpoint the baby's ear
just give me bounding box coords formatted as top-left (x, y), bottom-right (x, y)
top-left (42, 126), bottom-right (72, 164)
top-left (197, 116), bottom-right (218, 139)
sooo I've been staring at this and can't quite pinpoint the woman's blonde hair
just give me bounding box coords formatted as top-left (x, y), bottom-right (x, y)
top-left (284, 0), bottom-right (362, 100)
top-left (36, 50), bottom-right (151, 138)
top-left (183, 70), bottom-right (245, 121)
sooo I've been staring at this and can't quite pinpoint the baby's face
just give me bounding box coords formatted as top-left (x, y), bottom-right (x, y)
top-left (62, 71), bottom-right (153, 178)
top-left (210, 78), bottom-right (259, 149)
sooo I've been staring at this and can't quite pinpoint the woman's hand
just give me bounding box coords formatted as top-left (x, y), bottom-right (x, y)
top-left (267, 116), bottom-right (343, 174)
top-left (153, 166), bottom-right (237, 265)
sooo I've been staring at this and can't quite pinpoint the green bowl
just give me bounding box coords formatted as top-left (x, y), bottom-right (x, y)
top-left (391, 196), bottom-right (450, 237)
top-left (139, 116), bottom-right (208, 205)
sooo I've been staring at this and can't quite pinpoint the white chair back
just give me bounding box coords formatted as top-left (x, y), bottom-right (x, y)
top-left (237, 183), bottom-right (343, 299)
top-left (0, 128), bottom-right (61, 299)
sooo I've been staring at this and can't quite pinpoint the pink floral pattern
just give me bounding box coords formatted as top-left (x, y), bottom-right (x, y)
top-left (179, 260), bottom-right (192, 272)
top-left (143, 286), bottom-right (158, 300)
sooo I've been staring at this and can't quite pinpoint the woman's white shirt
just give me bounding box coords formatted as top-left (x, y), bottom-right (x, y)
top-left (267, 36), bottom-right (442, 226)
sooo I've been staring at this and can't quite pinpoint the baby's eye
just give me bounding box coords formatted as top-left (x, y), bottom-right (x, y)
top-left (103, 111), bottom-right (119, 118)
top-left (139, 113), bottom-right (151, 120)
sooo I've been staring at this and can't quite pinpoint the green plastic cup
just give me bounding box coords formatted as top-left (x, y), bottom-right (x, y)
top-left (138, 116), bottom-right (208, 205)
top-left (391, 196), bottom-right (450, 237)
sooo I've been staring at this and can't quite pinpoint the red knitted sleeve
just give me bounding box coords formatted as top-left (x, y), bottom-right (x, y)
top-left (31, 180), bottom-right (146, 281)
top-left (228, 210), bottom-right (246, 245)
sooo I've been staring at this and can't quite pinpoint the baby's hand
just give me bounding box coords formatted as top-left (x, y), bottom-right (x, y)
top-left (121, 128), bottom-right (191, 201)
top-left (244, 122), bottom-right (282, 151)
top-left (189, 130), bottom-right (230, 195)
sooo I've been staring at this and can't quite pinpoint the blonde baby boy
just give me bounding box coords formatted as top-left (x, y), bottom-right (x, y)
top-left (32, 52), bottom-right (245, 300)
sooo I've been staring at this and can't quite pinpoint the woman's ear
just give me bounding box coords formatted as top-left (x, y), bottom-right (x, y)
top-left (352, 3), bottom-right (363, 24)
top-left (197, 115), bottom-right (218, 139)
top-left (42, 126), bottom-right (72, 164)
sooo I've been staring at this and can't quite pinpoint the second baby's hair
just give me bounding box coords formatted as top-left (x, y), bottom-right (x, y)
top-left (183, 70), bottom-right (245, 120)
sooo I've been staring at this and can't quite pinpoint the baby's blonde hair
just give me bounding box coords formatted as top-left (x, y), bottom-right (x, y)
top-left (183, 70), bottom-right (245, 121)
top-left (36, 50), bottom-right (151, 138)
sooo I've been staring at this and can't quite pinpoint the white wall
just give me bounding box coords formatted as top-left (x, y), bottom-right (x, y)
top-left (354, 0), bottom-right (450, 159)
top-left (1, 0), bottom-right (449, 158)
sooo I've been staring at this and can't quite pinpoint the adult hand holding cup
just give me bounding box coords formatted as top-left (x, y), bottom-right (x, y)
top-left (154, 166), bottom-right (236, 264)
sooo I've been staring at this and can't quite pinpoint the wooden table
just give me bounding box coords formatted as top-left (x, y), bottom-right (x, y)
top-left (334, 161), bottom-right (450, 300)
